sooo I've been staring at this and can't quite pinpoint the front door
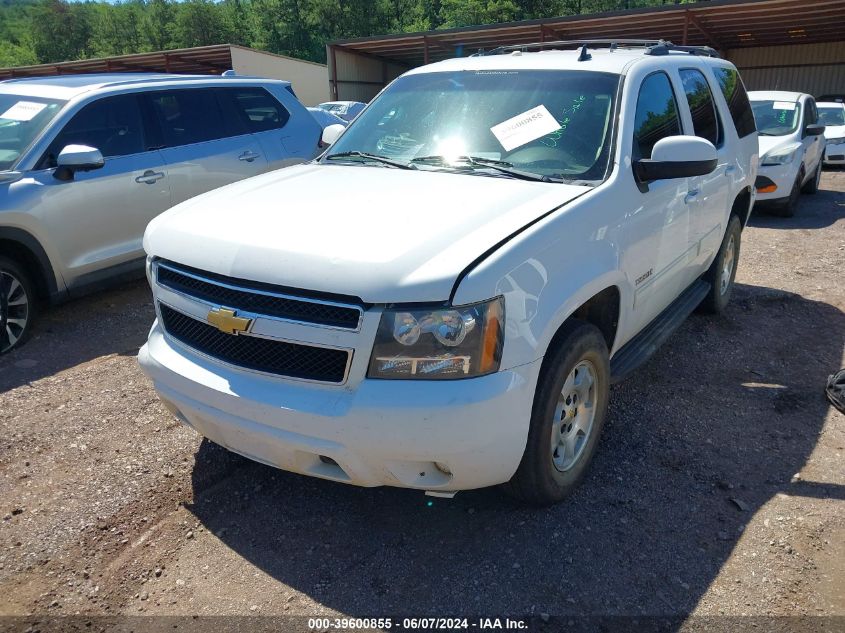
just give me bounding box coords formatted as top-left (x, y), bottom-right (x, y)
top-left (33, 93), bottom-right (171, 287)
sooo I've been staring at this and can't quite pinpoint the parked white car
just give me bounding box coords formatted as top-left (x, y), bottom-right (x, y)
top-left (749, 90), bottom-right (826, 216)
top-left (0, 73), bottom-right (322, 354)
top-left (317, 100), bottom-right (366, 122)
top-left (139, 42), bottom-right (758, 504)
top-left (818, 101), bottom-right (845, 166)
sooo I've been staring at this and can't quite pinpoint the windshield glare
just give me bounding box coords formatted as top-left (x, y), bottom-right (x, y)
top-left (751, 100), bottom-right (801, 136)
top-left (818, 106), bottom-right (845, 127)
top-left (325, 70), bottom-right (620, 181)
top-left (0, 94), bottom-right (66, 171)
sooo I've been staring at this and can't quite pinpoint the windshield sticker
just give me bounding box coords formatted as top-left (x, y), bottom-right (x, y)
top-left (1, 101), bottom-right (47, 122)
top-left (490, 105), bottom-right (562, 152)
top-left (773, 101), bottom-right (796, 110)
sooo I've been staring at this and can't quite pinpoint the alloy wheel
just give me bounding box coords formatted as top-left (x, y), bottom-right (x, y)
top-left (720, 234), bottom-right (736, 296)
top-left (0, 270), bottom-right (30, 354)
top-left (551, 360), bottom-right (598, 472)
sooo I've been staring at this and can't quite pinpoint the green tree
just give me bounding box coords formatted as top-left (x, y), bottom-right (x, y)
top-left (173, 0), bottom-right (234, 48)
top-left (30, 0), bottom-right (93, 63)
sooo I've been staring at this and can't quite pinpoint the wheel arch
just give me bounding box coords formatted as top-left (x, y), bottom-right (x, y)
top-left (0, 228), bottom-right (61, 303)
top-left (732, 185), bottom-right (754, 228)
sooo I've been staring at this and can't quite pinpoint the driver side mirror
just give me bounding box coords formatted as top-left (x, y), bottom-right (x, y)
top-left (320, 124), bottom-right (345, 148)
top-left (804, 123), bottom-right (825, 137)
top-left (634, 136), bottom-right (717, 183)
top-left (54, 144), bottom-right (104, 181)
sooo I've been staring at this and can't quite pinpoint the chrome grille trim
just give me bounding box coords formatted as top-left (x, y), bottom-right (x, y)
top-left (154, 260), bottom-right (364, 331)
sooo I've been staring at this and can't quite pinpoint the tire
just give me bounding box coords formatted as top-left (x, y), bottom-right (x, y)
top-left (698, 215), bottom-right (742, 315)
top-left (0, 256), bottom-right (36, 355)
top-left (768, 171), bottom-right (801, 218)
top-left (504, 320), bottom-right (610, 506)
top-left (801, 160), bottom-right (821, 194)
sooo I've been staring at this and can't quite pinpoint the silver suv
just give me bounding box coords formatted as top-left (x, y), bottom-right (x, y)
top-left (0, 73), bottom-right (321, 354)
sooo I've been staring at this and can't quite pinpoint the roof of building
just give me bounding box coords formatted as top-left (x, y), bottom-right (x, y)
top-left (329, 0), bottom-right (844, 67)
top-left (0, 44), bottom-right (324, 82)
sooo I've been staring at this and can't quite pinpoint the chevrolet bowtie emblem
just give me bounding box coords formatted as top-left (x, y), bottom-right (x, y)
top-left (207, 307), bottom-right (252, 335)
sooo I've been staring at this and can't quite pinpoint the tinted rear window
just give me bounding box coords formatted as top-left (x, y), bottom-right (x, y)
top-left (712, 67), bottom-right (756, 138)
top-left (226, 88), bottom-right (290, 133)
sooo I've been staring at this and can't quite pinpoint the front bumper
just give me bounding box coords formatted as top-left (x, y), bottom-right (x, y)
top-left (755, 161), bottom-right (799, 203)
top-left (138, 322), bottom-right (542, 492)
top-left (824, 143), bottom-right (845, 164)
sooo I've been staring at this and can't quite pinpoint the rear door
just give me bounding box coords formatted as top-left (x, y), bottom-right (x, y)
top-left (223, 85), bottom-right (320, 169)
top-left (32, 92), bottom-right (171, 286)
top-left (145, 88), bottom-right (268, 205)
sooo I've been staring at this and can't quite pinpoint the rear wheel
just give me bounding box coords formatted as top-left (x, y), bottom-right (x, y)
top-left (0, 256), bottom-right (35, 355)
top-left (504, 320), bottom-right (609, 505)
top-left (698, 215), bottom-right (742, 314)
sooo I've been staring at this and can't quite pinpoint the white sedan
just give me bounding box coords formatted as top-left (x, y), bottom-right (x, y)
top-left (750, 91), bottom-right (826, 217)
top-left (818, 101), bottom-right (845, 166)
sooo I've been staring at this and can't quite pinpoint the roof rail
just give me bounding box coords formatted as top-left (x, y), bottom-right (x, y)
top-left (473, 39), bottom-right (661, 56)
top-left (473, 38), bottom-right (720, 59)
top-left (645, 39), bottom-right (720, 57)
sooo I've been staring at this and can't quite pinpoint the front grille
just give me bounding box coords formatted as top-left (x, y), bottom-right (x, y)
top-left (159, 304), bottom-right (350, 383)
top-left (156, 262), bottom-right (362, 329)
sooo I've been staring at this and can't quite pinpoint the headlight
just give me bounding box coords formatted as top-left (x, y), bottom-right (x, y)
top-left (761, 143), bottom-right (802, 166)
top-left (827, 136), bottom-right (845, 145)
top-left (368, 297), bottom-right (504, 380)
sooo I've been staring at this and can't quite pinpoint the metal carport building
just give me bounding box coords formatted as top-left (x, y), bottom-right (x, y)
top-left (327, 0), bottom-right (845, 102)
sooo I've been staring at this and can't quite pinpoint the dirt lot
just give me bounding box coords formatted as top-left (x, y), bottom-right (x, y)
top-left (0, 171), bottom-right (843, 628)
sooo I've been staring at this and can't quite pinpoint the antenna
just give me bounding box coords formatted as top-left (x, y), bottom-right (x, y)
top-left (577, 45), bottom-right (592, 61)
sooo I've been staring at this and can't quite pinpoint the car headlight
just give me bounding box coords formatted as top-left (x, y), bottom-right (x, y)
top-left (368, 297), bottom-right (504, 380)
top-left (761, 143), bottom-right (802, 166)
top-left (827, 136), bottom-right (845, 146)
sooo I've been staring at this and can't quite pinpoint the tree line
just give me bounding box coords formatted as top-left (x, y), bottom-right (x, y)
top-left (0, 0), bottom-right (695, 69)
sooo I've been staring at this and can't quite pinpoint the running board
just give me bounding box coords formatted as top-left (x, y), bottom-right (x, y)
top-left (610, 279), bottom-right (710, 384)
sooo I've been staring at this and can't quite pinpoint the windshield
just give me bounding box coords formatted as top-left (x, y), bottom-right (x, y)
top-left (818, 106), bottom-right (845, 127)
top-left (0, 94), bottom-right (66, 171)
top-left (751, 100), bottom-right (801, 136)
top-left (324, 70), bottom-right (620, 182)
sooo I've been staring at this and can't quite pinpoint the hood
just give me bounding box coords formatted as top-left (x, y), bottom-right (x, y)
top-left (824, 124), bottom-right (845, 140)
top-left (758, 134), bottom-right (800, 158)
top-left (144, 163), bottom-right (589, 304)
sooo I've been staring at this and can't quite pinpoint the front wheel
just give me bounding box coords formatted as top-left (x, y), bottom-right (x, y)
top-left (801, 160), bottom-right (821, 194)
top-left (504, 320), bottom-right (610, 505)
top-left (0, 256), bottom-right (36, 355)
top-left (698, 215), bottom-right (742, 314)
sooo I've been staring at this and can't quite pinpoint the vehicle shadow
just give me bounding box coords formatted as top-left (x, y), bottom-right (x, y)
top-left (187, 283), bottom-right (844, 618)
top-left (0, 279), bottom-right (153, 393)
top-left (750, 177), bottom-right (845, 229)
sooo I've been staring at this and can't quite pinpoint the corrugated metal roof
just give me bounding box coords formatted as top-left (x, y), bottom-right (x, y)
top-left (329, 0), bottom-right (845, 66)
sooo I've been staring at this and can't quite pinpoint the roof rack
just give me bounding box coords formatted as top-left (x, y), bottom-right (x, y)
top-left (474, 38), bottom-right (719, 59)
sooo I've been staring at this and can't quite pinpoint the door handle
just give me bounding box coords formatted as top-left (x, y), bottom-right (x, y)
top-left (684, 189), bottom-right (700, 204)
top-left (135, 170), bottom-right (164, 184)
top-left (239, 151), bottom-right (260, 162)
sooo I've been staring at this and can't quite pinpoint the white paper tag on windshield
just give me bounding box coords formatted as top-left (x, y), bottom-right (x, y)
top-left (773, 101), bottom-right (796, 110)
top-left (490, 105), bottom-right (561, 152)
top-left (1, 101), bottom-right (47, 121)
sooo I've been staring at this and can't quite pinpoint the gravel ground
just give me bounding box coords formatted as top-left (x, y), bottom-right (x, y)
top-left (0, 171), bottom-right (843, 627)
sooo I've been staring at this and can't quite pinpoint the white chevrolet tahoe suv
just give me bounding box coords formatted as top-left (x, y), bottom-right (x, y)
top-left (139, 41), bottom-right (758, 505)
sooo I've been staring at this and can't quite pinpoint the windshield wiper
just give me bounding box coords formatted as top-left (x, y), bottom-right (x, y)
top-left (325, 151), bottom-right (415, 170)
top-left (411, 155), bottom-right (563, 183)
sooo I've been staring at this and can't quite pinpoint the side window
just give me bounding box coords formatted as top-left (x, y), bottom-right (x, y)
top-left (679, 68), bottom-right (722, 147)
top-left (227, 88), bottom-right (290, 133)
top-left (148, 89), bottom-right (231, 147)
top-left (712, 67), bottom-right (756, 138)
top-left (632, 72), bottom-right (682, 160)
top-left (805, 99), bottom-right (818, 126)
top-left (41, 94), bottom-right (145, 167)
